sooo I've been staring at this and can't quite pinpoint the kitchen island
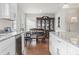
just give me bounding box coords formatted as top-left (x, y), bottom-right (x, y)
top-left (49, 32), bottom-right (79, 55)
top-left (0, 31), bottom-right (25, 55)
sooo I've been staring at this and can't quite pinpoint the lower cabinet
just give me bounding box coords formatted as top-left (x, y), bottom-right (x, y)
top-left (9, 37), bottom-right (16, 55)
top-left (0, 37), bottom-right (15, 55)
top-left (0, 47), bottom-right (10, 55)
top-left (49, 33), bottom-right (79, 55)
top-left (56, 40), bottom-right (67, 55)
top-left (66, 42), bottom-right (79, 55)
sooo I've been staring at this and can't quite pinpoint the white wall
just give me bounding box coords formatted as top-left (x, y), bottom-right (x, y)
top-left (55, 8), bottom-right (79, 33)
top-left (25, 13), bottom-right (54, 31)
top-left (16, 4), bottom-right (25, 32)
top-left (65, 8), bottom-right (79, 32)
top-left (55, 9), bottom-right (67, 32)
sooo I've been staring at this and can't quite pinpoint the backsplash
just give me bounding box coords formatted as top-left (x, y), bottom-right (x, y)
top-left (0, 20), bottom-right (13, 30)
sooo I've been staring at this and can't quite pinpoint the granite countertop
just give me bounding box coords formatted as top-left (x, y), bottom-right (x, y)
top-left (50, 32), bottom-right (79, 47)
top-left (0, 31), bottom-right (24, 42)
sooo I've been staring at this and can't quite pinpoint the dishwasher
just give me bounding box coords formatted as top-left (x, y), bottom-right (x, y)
top-left (15, 34), bottom-right (22, 55)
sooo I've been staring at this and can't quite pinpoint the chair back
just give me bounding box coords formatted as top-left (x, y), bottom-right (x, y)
top-left (26, 32), bottom-right (31, 37)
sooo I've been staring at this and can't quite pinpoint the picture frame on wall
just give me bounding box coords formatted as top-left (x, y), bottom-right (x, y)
top-left (58, 17), bottom-right (60, 28)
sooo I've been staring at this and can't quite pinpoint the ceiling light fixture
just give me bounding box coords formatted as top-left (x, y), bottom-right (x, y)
top-left (62, 3), bottom-right (70, 8)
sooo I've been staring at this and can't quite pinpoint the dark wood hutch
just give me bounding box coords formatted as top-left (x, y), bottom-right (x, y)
top-left (36, 16), bottom-right (55, 38)
top-left (29, 16), bottom-right (55, 43)
top-left (36, 16), bottom-right (55, 31)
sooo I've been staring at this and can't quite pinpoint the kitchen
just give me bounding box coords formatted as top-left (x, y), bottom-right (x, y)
top-left (0, 3), bottom-right (25, 55)
top-left (0, 3), bottom-right (79, 55)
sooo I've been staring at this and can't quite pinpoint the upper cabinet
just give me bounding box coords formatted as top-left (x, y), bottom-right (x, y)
top-left (9, 3), bottom-right (17, 20)
top-left (0, 3), bottom-right (17, 20)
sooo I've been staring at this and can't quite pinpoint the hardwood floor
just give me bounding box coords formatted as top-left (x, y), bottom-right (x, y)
top-left (26, 39), bottom-right (50, 55)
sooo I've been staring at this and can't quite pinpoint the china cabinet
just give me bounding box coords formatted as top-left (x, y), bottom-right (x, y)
top-left (36, 16), bottom-right (55, 31)
top-left (36, 16), bottom-right (55, 38)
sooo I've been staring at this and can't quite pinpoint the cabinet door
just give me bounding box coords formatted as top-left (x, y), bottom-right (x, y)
top-left (0, 39), bottom-right (10, 54)
top-left (50, 35), bottom-right (68, 55)
top-left (0, 4), bottom-right (2, 17)
top-left (0, 47), bottom-right (10, 55)
top-left (46, 20), bottom-right (49, 30)
top-left (9, 37), bottom-right (15, 55)
top-left (0, 3), bottom-right (5, 18)
top-left (49, 34), bottom-right (58, 54)
top-left (59, 40), bottom-right (79, 55)
top-left (50, 19), bottom-right (54, 31)
top-left (0, 39), bottom-right (11, 55)
top-left (0, 37), bottom-right (15, 55)
top-left (0, 3), bottom-right (17, 20)
top-left (9, 3), bottom-right (17, 20)
top-left (58, 40), bottom-right (68, 55)
top-left (1, 3), bottom-right (10, 18)
top-left (53, 37), bottom-right (62, 55)
top-left (66, 42), bottom-right (79, 55)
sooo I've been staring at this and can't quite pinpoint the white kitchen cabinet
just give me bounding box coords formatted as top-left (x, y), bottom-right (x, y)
top-left (0, 3), bottom-right (17, 20)
top-left (57, 39), bottom-right (79, 55)
top-left (0, 3), bottom-right (10, 18)
top-left (49, 32), bottom-right (79, 55)
top-left (49, 34), bottom-right (72, 55)
top-left (9, 3), bottom-right (17, 20)
top-left (66, 42), bottom-right (79, 55)
top-left (57, 40), bottom-right (67, 55)
top-left (9, 37), bottom-right (16, 55)
top-left (0, 47), bottom-right (10, 55)
top-left (49, 33), bottom-right (58, 54)
top-left (0, 36), bottom-right (15, 55)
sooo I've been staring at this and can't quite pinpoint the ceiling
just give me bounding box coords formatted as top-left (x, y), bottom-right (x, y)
top-left (18, 3), bottom-right (79, 14)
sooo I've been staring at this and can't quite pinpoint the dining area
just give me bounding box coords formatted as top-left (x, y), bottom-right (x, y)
top-left (24, 28), bottom-right (49, 55)
top-left (25, 28), bottom-right (47, 47)
top-left (24, 16), bottom-right (55, 55)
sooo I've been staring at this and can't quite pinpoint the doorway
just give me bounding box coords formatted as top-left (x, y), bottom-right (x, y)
top-left (24, 14), bottom-right (54, 55)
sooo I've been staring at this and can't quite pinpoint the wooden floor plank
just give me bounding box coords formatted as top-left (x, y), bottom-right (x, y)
top-left (26, 39), bottom-right (49, 55)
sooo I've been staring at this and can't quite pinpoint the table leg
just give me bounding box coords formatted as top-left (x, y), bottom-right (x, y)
top-left (36, 38), bottom-right (38, 44)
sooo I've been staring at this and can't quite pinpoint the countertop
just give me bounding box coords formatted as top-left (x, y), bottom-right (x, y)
top-left (50, 32), bottom-right (79, 47)
top-left (0, 31), bottom-right (24, 42)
